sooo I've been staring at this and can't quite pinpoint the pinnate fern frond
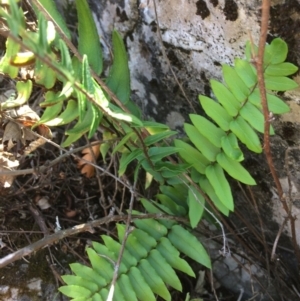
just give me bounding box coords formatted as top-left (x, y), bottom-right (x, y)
top-left (59, 215), bottom-right (211, 301)
top-left (176, 38), bottom-right (298, 215)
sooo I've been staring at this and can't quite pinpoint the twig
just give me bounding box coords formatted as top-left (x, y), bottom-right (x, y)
top-left (28, 202), bottom-right (50, 235)
top-left (247, 186), bottom-right (270, 280)
top-left (107, 177), bottom-right (138, 301)
top-left (271, 215), bottom-right (289, 261)
top-left (0, 213), bottom-right (187, 268)
top-left (257, 0), bottom-right (284, 203)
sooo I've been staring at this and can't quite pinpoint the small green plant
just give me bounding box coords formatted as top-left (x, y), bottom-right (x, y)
top-left (0, 1), bottom-right (298, 300)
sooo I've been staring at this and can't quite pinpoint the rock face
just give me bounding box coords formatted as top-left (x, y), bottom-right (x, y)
top-left (88, 0), bottom-right (300, 121)
top-left (91, 0), bottom-right (263, 127)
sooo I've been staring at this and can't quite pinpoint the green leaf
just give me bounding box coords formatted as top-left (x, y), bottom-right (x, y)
top-left (82, 54), bottom-right (94, 95)
top-left (221, 133), bottom-right (244, 162)
top-left (118, 274), bottom-right (138, 301)
top-left (143, 121), bottom-right (170, 134)
top-left (118, 149), bottom-right (143, 176)
top-left (248, 88), bottom-right (290, 114)
top-left (45, 99), bottom-right (79, 126)
top-left (216, 152), bottom-right (256, 185)
top-left (66, 102), bottom-right (94, 135)
top-left (92, 293), bottom-right (103, 301)
top-left (99, 288), bottom-right (109, 301)
top-left (141, 160), bottom-right (164, 183)
top-left (62, 275), bottom-right (99, 293)
top-left (222, 65), bottom-right (250, 102)
top-left (0, 38), bottom-right (20, 78)
top-left (148, 249), bottom-right (182, 291)
top-left (114, 283), bottom-right (126, 301)
top-left (190, 114), bottom-right (226, 147)
top-left (38, 101), bottom-right (63, 125)
top-left (156, 194), bottom-right (186, 216)
top-left (128, 267), bottom-right (156, 301)
top-left (117, 225), bottom-right (148, 260)
top-left (184, 123), bottom-right (220, 162)
top-left (34, 58), bottom-right (57, 89)
top-left (205, 164), bottom-right (233, 211)
top-left (75, 0), bottom-right (102, 74)
top-left (77, 91), bottom-right (87, 123)
top-left (37, 0), bottom-right (71, 40)
top-left (144, 130), bottom-right (177, 146)
top-left (199, 176), bottom-right (230, 216)
top-left (174, 139), bottom-right (210, 174)
top-left (234, 58), bottom-right (257, 88)
top-left (86, 248), bottom-right (113, 283)
top-left (265, 38), bottom-right (288, 65)
top-left (199, 96), bottom-right (233, 131)
top-left (264, 75), bottom-right (298, 91)
top-left (106, 30), bottom-right (130, 105)
top-left (112, 131), bottom-right (136, 154)
top-left (154, 162), bottom-right (189, 178)
top-left (265, 62), bottom-right (298, 76)
top-left (188, 186), bottom-right (205, 228)
top-left (88, 105), bottom-right (102, 138)
top-left (38, 13), bottom-right (52, 54)
top-left (229, 116), bottom-right (262, 153)
top-left (210, 80), bottom-right (240, 116)
top-left (59, 285), bottom-right (91, 298)
top-left (130, 228), bottom-right (157, 252)
top-left (40, 91), bottom-right (66, 107)
top-left (61, 132), bottom-right (83, 147)
top-left (267, 93), bottom-right (290, 114)
top-left (59, 39), bottom-right (73, 73)
top-left (168, 225), bottom-right (211, 269)
top-left (160, 184), bottom-right (188, 207)
top-left (240, 102), bottom-right (274, 135)
top-left (1, 80), bottom-right (32, 110)
top-left (138, 259), bottom-right (171, 301)
top-left (107, 103), bottom-right (143, 126)
top-left (1, 0), bottom-right (23, 36)
top-left (100, 236), bottom-right (137, 268)
top-left (148, 146), bottom-right (179, 163)
top-left (157, 237), bottom-right (195, 277)
top-left (70, 263), bottom-right (107, 287)
top-left (133, 217), bottom-right (168, 241)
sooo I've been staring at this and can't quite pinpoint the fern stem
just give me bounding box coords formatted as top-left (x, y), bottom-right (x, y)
top-left (257, 0), bottom-right (300, 264)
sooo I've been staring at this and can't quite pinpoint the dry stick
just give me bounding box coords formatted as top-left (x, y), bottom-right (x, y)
top-left (0, 140), bottom-right (104, 176)
top-left (247, 186), bottom-right (271, 280)
top-left (271, 216), bottom-right (289, 261)
top-left (256, 0), bottom-right (300, 264)
top-left (107, 178), bottom-right (138, 301)
top-left (151, 0), bottom-right (196, 113)
top-left (0, 213), bottom-right (185, 268)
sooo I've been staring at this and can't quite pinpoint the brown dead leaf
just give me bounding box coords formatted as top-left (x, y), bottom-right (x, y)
top-left (3, 121), bottom-right (22, 144)
top-left (77, 145), bottom-right (100, 178)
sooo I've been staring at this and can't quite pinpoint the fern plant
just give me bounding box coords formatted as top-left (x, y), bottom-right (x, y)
top-left (0, 1), bottom-right (298, 301)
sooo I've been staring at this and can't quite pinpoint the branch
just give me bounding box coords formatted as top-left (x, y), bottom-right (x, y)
top-left (0, 213), bottom-right (187, 268)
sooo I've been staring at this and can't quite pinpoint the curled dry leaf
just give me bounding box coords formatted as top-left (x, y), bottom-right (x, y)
top-left (77, 144), bottom-right (100, 178)
top-left (0, 153), bottom-right (19, 188)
